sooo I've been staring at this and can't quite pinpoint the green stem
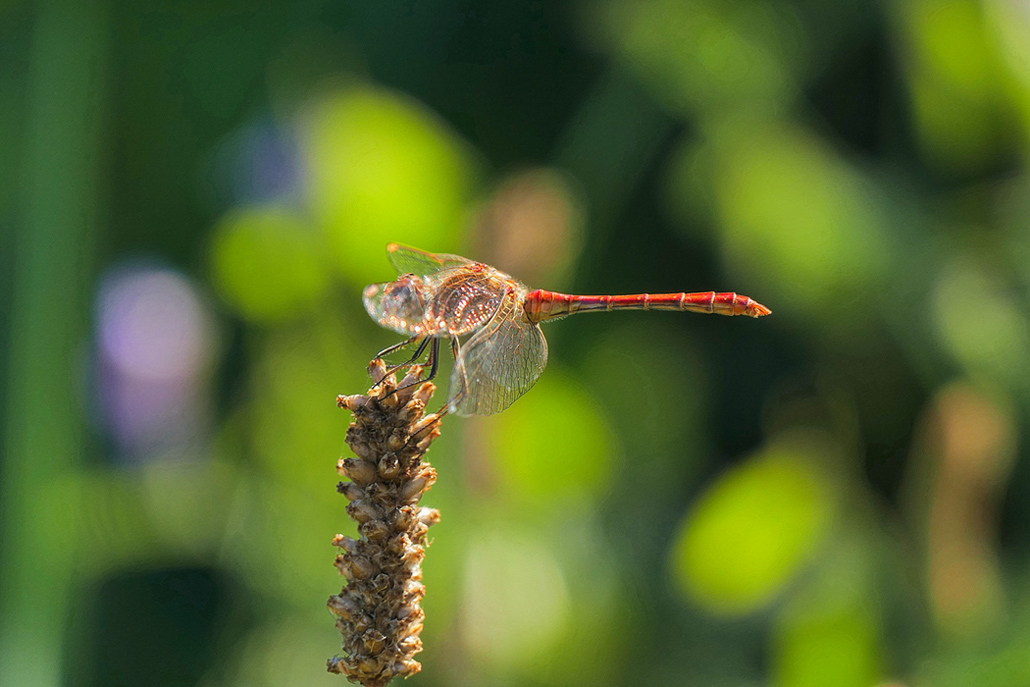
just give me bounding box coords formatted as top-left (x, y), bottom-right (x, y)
top-left (0, 2), bottom-right (108, 686)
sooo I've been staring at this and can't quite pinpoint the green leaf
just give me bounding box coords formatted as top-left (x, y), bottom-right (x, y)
top-left (670, 434), bottom-right (835, 614)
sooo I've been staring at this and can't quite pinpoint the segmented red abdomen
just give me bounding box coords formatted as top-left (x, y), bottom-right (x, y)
top-left (523, 289), bottom-right (573, 321)
top-left (524, 290), bottom-right (771, 321)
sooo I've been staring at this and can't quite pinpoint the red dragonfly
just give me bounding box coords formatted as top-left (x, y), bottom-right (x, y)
top-left (364, 243), bottom-right (771, 416)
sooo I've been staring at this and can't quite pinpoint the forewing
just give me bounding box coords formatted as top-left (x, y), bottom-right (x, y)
top-left (387, 243), bottom-right (472, 277)
top-left (449, 292), bottom-right (548, 416)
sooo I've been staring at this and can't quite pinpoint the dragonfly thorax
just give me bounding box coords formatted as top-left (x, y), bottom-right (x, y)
top-left (424, 268), bottom-right (516, 336)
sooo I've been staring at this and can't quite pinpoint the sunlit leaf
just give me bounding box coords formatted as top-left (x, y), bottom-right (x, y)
top-left (461, 531), bottom-right (570, 667)
top-left (772, 578), bottom-right (882, 687)
top-left (300, 85), bottom-right (477, 285)
top-left (209, 206), bottom-right (329, 322)
top-left (593, 0), bottom-right (805, 114)
top-left (933, 258), bottom-right (1030, 395)
top-left (668, 121), bottom-right (891, 323)
top-left (480, 368), bottom-right (616, 509)
top-left (898, 0), bottom-right (1014, 173)
top-left (670, 433), bottom-right (835, 614)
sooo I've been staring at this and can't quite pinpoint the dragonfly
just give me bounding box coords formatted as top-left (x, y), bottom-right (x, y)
top-left (363, 243), bottom-right (771, 416)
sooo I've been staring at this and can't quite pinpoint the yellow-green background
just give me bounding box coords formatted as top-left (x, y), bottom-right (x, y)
top-left (3, 1), bottom-right (1030, 686)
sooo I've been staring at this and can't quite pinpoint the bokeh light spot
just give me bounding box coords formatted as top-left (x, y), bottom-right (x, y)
top-left (933, 258), bottom-right (1030, 393)
top-left (670, 434), bottom-right (834, 614)
top-left (300, 85), bottom-right (476, 285)
top-left (95, 264), bottom-right (218, 460)
top-left (670, 121), bottom-right (890, 322)
top-left (461, 532), bottom-right (570, 667)
top-left (481, 369), bottom-right (615, 508)
top-left (773, 590), bottom-right (882, 687)
top-left (209, 205), bottom-right (329, 322)
top-left (901, 0), bottom-right (1011, 172)
top-left (596, 0), bottom-right (804, 114)
top-left (207, 122), bottom-right (301, 206)
top-left (99, 267), bottom-right (214, 382)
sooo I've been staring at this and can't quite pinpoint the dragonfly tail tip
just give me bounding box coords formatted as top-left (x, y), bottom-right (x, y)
top-left (749, 302), bottom-right (772, 317)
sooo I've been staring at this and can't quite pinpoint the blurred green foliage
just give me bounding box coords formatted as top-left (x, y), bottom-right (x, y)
top-left (210, 206), bottom-right (330, 321)
top-left (301, 86), bottom-right (476, 285)
top-left (4, 1), bottom-right (1030, 687)
top-left (672, 432), bottom-right (835, 614)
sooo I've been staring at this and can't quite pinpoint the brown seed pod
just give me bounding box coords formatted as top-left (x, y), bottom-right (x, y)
top-left (328, 367), bottom-right (444, 687)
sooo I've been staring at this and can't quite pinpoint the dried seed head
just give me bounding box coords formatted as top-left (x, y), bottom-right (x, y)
top-left (359, 519), bottom-right (391, 542)
top-left (411, 413), bottom-right (441, 436)
top-left (391, 506), bottom-right (416, 530)
top-left (349, 440), bottom-right (376, 461)
top-left (353, 614), bottom-right (373, 634)
top-left (370, 573), bottom-right (392, 594)
top-left (348, 555), bottom-right (376, 580)
top-left (362, 629), bottom-right (387, 654)
top-left (397, 635), bottom-right (422, 653)
top-left (387, 533), bottom-right (411, 555)
top-left (332, 534), bottom-right (358, 552)
top-left (385, 432), bottom-right (406, 452)
top-left (328, 594), bottom-right (359, 620)
top-left (377, 453), bottom-right (401, 480)
top-left (368, 358), bottom-right (389, 383)
top-left (379, 390), bottom-right (401, 410)
top-left (399, 474), bottom-right (434, 503)
top-left (330, 361), bottom-right (443, 686)
top-left (341, 458), bottom-right (377, 486)
top-left (398, 365), bottom-right (424, 391)
top-left (339, 482), bottom-right (364, 501)
top-left (413, 382), bottom-right (435, 406)
top-left (415, 429), bottom-right (442, 452)
top-left (337, 394), bottom-right (368, 411)
top-left (400, 546), bottom-right (425, 566)
top-left (397, 399), bottom-right (424, 423)
top-left (417, 508), bottom-right (441, 526)
top-left (347, 500), bottom-right (382, 524)
top-left (397, 659), bottom-right (422, 677)
top-left (403, 621), bottom-right (425, 640)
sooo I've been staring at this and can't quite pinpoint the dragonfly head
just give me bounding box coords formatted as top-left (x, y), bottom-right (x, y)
top-left (363, 274), bottom-right (429, 335)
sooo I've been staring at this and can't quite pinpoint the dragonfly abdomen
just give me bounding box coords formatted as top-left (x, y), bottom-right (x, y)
top-left (525, 290), bottom-right (771, 321)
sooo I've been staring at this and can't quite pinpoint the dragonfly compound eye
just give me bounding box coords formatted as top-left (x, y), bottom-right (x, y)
top-left (364, 276), bottom-right (429, 335)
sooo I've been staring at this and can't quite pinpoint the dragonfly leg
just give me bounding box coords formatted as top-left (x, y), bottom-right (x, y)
top-left (381, 335), bottom-right (431, 377)
top-left (424, 336), bottom-right (441, 382)
top-left (375, 335), bottom-right (422, 361)
top-left (383, 337), bottom-right (441, 402)
top-left (371, 335), bottom-right (427, 389)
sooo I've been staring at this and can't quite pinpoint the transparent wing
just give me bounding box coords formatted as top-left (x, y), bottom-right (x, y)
top-left (387, 243), bottom-right (473, 277)
top-left (448, 291), bottom-right (548, 416)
